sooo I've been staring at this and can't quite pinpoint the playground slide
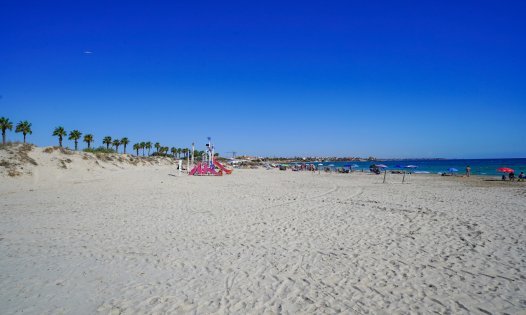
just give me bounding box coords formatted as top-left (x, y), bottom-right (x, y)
top-left (202, 164), bottom-right (211, 175)
top-left (189, 163), bottom-right (203, 176)
top-left (213, 159), bottom-right (233, 174)
top-left (208, 165), bottom-right (220, 176)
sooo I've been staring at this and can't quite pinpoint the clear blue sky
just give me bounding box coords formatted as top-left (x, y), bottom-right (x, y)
top-left (1, 1), bottom-right (525, 158)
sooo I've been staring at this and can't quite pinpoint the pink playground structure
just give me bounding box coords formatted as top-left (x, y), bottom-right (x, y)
top-left (189, 138), bottom-right (233, 176)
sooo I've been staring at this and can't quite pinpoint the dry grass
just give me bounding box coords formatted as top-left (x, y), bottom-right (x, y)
top-left (17, 144), bottom-right (38, 166)
top-left (58, 147), bottom-right (74, 155)
top-left (0, 143), bottom-right (37, 177)
top-left (59, 160), bottom-right (68, 169)
top-left (7, 169), bottom-right (21, 177)
top-left (0, 159), bottom-right (15, 169)
top-left (0, 141), bottom-right (23, 150)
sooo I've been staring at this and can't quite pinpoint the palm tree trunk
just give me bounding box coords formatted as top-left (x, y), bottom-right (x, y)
top-left (2, 132), bottom-right (5, 145)
top-left (88, 142), bottom-right (91, 149)
top-left (75, 141), bottom-right (78, 150)
top-left (123, 145), bottom-right (126, 154)
top-left (23, 133), bottom-right (26, 143)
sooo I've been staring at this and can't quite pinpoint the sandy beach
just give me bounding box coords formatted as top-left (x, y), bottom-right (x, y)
top-left (1, 146), bottom-right (525, 314)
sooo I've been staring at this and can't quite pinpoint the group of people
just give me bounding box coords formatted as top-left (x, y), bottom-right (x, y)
top-left (466, 165), bottom-right (525, 182)
top-left (502, 171), bottom-right (525, 181)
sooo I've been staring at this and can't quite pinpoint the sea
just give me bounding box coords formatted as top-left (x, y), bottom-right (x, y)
top-left (300, 159), bottom-right (526, 176)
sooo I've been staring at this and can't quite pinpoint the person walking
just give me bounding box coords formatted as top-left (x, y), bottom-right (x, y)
top-left (466, 165), bottom-right (471, 177)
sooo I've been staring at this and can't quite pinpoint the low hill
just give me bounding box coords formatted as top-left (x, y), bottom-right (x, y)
top-left (0, 143), bottom-right (178, 179)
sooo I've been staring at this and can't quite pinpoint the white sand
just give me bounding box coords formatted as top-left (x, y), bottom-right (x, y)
top-left (1, 146), bottom-right (525, 314)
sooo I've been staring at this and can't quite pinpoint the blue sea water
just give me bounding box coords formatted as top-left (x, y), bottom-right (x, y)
top-left (307, 159), bottom-right (526, 176)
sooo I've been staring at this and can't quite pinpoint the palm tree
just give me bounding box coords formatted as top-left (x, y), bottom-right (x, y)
top-left (182, 148), bottom-right (188, 159)
top-left (133, 143), bottom-right (140, 156)
top-left (170, 147), bottom-right (176, 157)
top-left (103, 136), bottom-right (112, 149)
top-left (83, 134), bottom-right (94, 149)
top-left (112, 139), bottom-right (121, 153)
top-left (154, 142), bottom-right (160, 153)
top-left (52, 126), bottom-right (67, 147)
top-left (195, 150), bottom-right (204, 159)
top-left (140, 142), bottom-right (146, 156)
top-left (0, 117), bottom-right (13, 145)
top-left (145, 142), bottom-right (152, 156)
top-left (15, 121), bottom-right (32, 143)
top-left (68, 130), bottom-right (82, 150)
top-left (121, 137), bottom-right (129, 154)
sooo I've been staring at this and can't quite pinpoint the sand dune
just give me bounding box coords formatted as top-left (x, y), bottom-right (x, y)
top-left (0, 145), bottom-right (525, 314)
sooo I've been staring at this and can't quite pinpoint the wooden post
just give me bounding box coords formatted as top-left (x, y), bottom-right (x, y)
top-left (402, 172), bottom-right (405, 183)
top-left (383, 169), bottom-right (387, 183)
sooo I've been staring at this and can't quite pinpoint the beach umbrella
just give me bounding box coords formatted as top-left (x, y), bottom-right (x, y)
top-left (448, 168), bottom-right (458, 172)
top-left (405, 165), bottom-right (418, 169)
top-left (497, 167), bottom-right (514, 173)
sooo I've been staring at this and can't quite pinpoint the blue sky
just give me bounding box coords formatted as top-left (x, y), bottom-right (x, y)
top-left (1, 1), bottom-right (525, 158)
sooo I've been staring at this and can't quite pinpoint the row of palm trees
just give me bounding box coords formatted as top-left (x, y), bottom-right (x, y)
top-left (100, 135), bottom-right (130, 153)
top-left (52, 127), bottom-right (193, 158)
top-left (131, 141), bottom-right (192, 159)
top-left (1, 116), bottom-right (199, 159)
top-left (52, 128), bottom-right (145, 155)
top-left (0, 117), bottom-right (32, 144)
top-left (52, 126), bottom-right (103, 151)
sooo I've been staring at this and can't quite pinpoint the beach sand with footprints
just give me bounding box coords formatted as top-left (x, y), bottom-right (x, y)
top-left (1, 146), bottom-right (525, 314)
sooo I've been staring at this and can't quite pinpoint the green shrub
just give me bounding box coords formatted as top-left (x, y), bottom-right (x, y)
top-left (83, 146), bottom-right (116, 154)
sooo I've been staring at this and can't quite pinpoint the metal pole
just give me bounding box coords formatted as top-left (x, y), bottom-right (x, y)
top-left (187, 152), bottom-right (190, 174)
top-left (383, 169), bottom-right (387, 183)
top-left (191, 142), bottom-right (195, 166)
top-left (178, 159), bottom-right (182, 176)
top-left (207, 137), bottom-right (211, 166)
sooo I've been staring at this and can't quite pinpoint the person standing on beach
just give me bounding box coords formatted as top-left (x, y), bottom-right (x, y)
top-left (466, 165), bottom-right (471, 177)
